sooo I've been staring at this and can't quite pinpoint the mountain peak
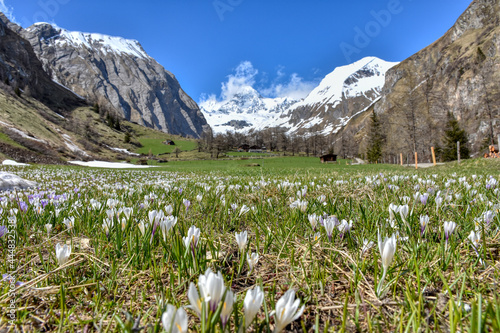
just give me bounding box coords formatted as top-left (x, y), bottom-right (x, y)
top-left (200, 56), bottom-right (398, 135)
top-left (27, 23), bottom-right (148, 59)
top-left (21, 22), bottom-right (209, 138)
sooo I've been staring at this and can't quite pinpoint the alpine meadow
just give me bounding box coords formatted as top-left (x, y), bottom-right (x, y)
top-left (1, 0), bottom-right (500, 332)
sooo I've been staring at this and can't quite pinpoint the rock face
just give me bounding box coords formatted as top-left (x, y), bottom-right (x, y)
top-left (21, 23), bottom-right (209, 138)
top-left (370, 0), bottom-right (500, 154)
top-left (0, 14), bottom-right (84, 111)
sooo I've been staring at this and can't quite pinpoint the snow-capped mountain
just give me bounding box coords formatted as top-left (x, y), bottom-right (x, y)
top-left (200, 86), bottom-right (299, 134)
top-left (47, 26), bottom-right (149, 59)
top-left (201, 57), bottom-right (398, 135)
top-left (21, 23), bottom-right (209, 138)
top-left (276, 57), bottom-right (399, 134)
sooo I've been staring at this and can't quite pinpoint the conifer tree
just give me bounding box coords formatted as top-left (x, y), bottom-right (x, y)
top-left (442, 112), bottom-right (469, 161)
top-left (366, 111), bottom-right (384, 163)
top-left (106, 113), bottom-right (114, 128)
top-left (92, 103), bottom-right (100, 114)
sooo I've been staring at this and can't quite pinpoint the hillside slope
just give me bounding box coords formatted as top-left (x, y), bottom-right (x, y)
top-left (354, 0), bottom-right (500, 158)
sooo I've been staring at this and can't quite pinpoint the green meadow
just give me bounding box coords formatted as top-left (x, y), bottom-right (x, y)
top-left (0, 158), bottom-right (499, 332)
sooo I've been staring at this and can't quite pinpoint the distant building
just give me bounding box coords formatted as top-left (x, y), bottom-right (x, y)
top-left (320, 154), bottom-right (337, 163)
top-left (163, 140), bottom-right (175, 145)
top-left (249, 145), bottom-right (264, 153)
top-left (237, 144), bottom-right (250, 152)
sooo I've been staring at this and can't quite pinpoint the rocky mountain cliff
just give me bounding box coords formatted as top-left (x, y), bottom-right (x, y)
top-left (0, 13), bottom-right (84, 111)
top-left (20, 23), bottom-right (209, 138)
top-left (354, 0), bottom-right (500, 157)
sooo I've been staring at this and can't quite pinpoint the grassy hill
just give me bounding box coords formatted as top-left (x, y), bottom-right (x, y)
top-left (0, 88), bottom-right (199, 164)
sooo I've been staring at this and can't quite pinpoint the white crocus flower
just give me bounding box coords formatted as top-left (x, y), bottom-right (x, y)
top-left (162, 304), bottom-right (188, 333)
top-left (419, 215), bottom-right (429, 235)
top-left (102, 218), bottom-right (113, 238)
top-left (183, 225), bottom-right (200, 249)
top-left (122, 207), bottom-right (133, 220)
top-left (443, 221), bottom-right (457, 242)
top-left (235, 231), bottom-right (248, 253)
top-left (55, 243), bottom-right (71, 266)
top-left (361, 239), bottom-right (374, 255)
top-left (160, 216), bottom-right (177, 242)
top-left (247, 252), bottom-right (259, 274)
top-left (399, 204), bottom-right (409, 224)
top-left (198, 268), bottom-right (226, 313)
top-left (187, 282), bottom-right (204, 318)
top-left (323, 217), bottom-right (336, 242)
top-left (239, 205), bottom-right (250, 216)
top-left (45, 223), bottom-right (53, 236)
top-left (388, 203), bottom-right (398, 221)
top-left (220, 289), bottom-right (234, 329)
top-left (106, 209), bottom-right (115, 221)
top-left (468, 230), bottom-right (481, 250)
top-left (298, 200), bottom-right (308, 213)
top-left (244, 286), bottom-right (264, 328)
top-left (377, 230), bottom-right (397, 297)
top-left (435, 196), bottom-right (443, 212)
top-left (337, 219), bottom-right (352, 235)
top-left (138, 220), bottom-right (147, 236)
top-left (273, 289), bottom-right (305, 333)
top-left (308, 214), bottom-right (319, 231)
top-left (62, 217), bottom-right (74, 230)
top-left (165, 205), bottom-right (174, 216)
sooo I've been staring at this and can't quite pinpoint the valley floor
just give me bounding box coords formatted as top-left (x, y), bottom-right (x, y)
top-left (0, 158), bottom-right (499, 332)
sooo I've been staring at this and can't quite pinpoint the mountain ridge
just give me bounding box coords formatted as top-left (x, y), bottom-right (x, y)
top-left (201, 56), bottom-right (398, 135)
top-left (19, 22), bottom-right (210, 138)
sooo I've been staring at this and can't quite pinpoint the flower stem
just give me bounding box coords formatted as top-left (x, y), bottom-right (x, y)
top-left (377, 267), bottom-right (387, 298)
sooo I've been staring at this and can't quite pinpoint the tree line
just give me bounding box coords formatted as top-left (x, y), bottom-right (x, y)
top-left (196, 127), bottom-right (342, 158)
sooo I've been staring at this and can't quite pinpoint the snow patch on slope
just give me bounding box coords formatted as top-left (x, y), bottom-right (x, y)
top-left (69, 161), bottom-right (157, 169)
top-left (62, 134), bottom-right (89, 157)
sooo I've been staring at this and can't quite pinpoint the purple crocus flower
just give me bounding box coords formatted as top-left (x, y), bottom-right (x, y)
top-left (183, 199), bottom-right (191, 212)
top-left (2, 274), bottom-right (24, 287)
top-left (18, 201), bottom-right (28, 213)
top-left (0, 226), bottom-right (7, 238)
top-left (420, 193), bottom-right (429, 205)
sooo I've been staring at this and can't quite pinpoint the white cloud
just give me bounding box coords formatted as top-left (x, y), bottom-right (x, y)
top-left (0, 0), bottom-right (16, 23)
top-left (261, 72), bottom-right (317, 100)
top-left (220, 61), bottom-right (258, 100)
top-left (200, 61), bottom-right (317, 107)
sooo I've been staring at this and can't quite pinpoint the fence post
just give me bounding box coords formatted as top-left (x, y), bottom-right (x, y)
top-left (400, 153), bottom-right (403, 166)
top-left (457, 141), bottom-right (460, 163)
top-left (415, 151), bottom-right (418, 169)
top-left (431, 147), bottom-right (436, 166)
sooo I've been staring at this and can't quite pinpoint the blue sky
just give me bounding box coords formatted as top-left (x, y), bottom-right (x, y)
top-left (2, 0), bottom-right (472, 103)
